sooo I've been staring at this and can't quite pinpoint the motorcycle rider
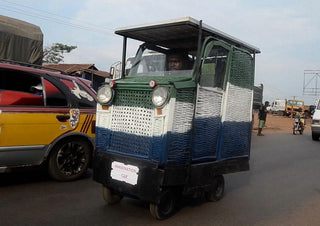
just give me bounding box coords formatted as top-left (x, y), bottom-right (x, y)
top-left (296, 107), bottom-right (305, 129)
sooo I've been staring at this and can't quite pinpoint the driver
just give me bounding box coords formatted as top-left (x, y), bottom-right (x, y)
top-left (168, 51), bottom-right (192, 71)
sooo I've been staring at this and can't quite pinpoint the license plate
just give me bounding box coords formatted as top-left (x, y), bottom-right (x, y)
top-left (110, 161), bottom-right (139, 185)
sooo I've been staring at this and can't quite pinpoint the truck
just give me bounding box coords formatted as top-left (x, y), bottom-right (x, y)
top-left (285, 99), bottom-right (305, 116)
top-left (253, 84), bottom-right (263, 110)
top-left (270, 99), bottom-right (287, 115)
top-left (0, 15), bottom-right (43, 65)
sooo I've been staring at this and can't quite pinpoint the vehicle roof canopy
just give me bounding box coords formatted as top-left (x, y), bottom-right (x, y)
top-left (115, 17), bottom-right (260, 54)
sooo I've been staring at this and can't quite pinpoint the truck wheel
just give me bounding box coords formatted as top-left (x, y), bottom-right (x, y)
top-left (312, 133), bottom-right (320, 141)
top-left (205, 175), bottom-right (225, 202)
top-left (48, 138), bottom-right (91, 181)
top-left (102, 186), bottom-right (123, 204)
top-left (150, 190), bottom-right (176, 220)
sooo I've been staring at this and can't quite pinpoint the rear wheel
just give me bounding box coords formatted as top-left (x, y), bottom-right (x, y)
top-left (205, 175), bottom-right (225, 202)
top-left (48, 138), bottom-right (91, 181)
top-left (150, 190), bottom-right (176, 220)
top-left (102, 186), bottom-right (123, 204)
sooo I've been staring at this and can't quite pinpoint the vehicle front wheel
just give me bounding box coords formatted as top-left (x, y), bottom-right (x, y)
top-left (150, 190), bottom-right (176, 220)
top-left (312, 133), bottom-right (320, 141)
top-left (102, 186), bottom-right (123, 204)
top-left (48, 138), bottom-right (91, 181)
top-left (205, 175), bottom-right (225, 202)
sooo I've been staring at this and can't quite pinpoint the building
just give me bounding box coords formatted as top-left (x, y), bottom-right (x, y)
top-left (43, 63), bottom-right (110, 91)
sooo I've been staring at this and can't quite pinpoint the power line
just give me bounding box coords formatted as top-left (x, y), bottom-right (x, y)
top-left (0, 0), bottom-right (114, 35)
top-left (1, 0), bottom-right (111, 30)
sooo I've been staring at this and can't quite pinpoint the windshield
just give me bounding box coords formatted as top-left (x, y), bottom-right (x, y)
top-left (287, 100), bottom-right (303, 107)
top-left (127, 44), bottom-right (195, 77)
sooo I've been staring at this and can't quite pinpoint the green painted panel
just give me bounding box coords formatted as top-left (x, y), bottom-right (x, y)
top-left (229, 49), bottom-right (254, 90)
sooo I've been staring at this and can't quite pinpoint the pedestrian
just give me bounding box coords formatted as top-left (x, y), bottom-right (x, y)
top-left (257, 105), bottom-right (267, 136)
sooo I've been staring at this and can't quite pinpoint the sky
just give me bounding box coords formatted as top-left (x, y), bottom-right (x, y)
top-left (0, 0), bottom-right (320, 105)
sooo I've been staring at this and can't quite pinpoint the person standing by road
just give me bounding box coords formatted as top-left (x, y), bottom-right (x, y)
top-left (257, 104), bottom-right (267, 136)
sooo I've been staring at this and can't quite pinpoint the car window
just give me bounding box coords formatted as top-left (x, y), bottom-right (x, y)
top-left (200, 44), bottom-right (228, 89)
top-left (60, 78), bottom-right (96, 108)
top-left (0, 68), bottom-right (44, 106)
top-left (44, 79), bottom-right (68, 107)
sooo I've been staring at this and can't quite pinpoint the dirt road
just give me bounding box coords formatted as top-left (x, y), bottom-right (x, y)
top-left (252, 113), bottom-right (311, 134)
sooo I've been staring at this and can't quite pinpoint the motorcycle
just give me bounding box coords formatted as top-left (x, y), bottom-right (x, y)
top-left (293, 115), bottom-right (304, 135)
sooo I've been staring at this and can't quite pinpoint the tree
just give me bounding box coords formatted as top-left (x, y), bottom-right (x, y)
top-left (43, 43), bottom-right (77, 64)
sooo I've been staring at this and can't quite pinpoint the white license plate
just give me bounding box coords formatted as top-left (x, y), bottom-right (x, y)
top-left (110, 161), bottom-right (139, 185)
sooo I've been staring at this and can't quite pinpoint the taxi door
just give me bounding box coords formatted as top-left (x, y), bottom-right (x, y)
top-left (0, 69), bottom-right (74, 166)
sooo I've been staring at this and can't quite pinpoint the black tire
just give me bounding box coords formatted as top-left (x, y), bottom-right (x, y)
top-left (48, 137), bottom-right (91, 181)
top-left (150, 190), bottom-right (176, 220)
top-left (102, 186), bottom-right (123, 204)
top-left (205, 175), bottom-right (225, 202)
top-left (312, 133), bottom-right (320, 141)
top-left (293, 125), bottom-right (299, 135)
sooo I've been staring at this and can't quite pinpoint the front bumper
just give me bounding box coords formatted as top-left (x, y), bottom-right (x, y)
top-left (92, 151), bottom-right (188, 203)
top-left (311, 124), bottom-right (320, 134)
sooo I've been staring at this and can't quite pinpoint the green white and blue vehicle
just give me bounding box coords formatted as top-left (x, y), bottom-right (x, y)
top-left (93, 17), bottom-right (260, 219)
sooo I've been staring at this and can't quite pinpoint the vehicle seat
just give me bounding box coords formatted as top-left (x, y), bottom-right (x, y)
top-left (0, 90), bottom-right (44, 106)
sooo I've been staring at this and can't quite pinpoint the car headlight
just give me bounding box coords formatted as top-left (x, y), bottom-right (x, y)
top-left (152, 86), bottom-right (169, 107)
top-left (97, 85), bottom-right (114, 105)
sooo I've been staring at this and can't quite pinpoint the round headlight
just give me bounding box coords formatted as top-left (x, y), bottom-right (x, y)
top-left (152, 86), bottom-right (169, 107)
top-left (97, 85), bottom-right (113, 105)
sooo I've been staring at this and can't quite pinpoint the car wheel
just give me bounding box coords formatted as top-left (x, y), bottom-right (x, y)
top-left (205, 175), bottom-right (225, 202)
top-left (150, 190), bottom-right (176, 220)
top-left (102, 186), bottom-right (123, 204)
top-left (312, 133), bottom-right (320, 141)
top-left (48, 137), bottom-right (91, 181)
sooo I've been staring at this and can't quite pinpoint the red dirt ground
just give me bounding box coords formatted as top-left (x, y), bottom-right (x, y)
top-left (252, 112), bottom-right (311, 134)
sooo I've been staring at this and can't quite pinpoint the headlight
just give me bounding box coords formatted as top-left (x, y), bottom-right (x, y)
top-left (152, 86), bottom-right (169, 107)
top-left (97, 85), bottom-right (113, 105)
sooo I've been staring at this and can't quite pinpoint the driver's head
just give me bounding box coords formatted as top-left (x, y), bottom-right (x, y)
top-left (168, 51), bottom-right (190, 71)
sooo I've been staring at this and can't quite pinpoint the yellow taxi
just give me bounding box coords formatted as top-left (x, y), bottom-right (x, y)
top-left (0, 60), bottom-right (96, 181)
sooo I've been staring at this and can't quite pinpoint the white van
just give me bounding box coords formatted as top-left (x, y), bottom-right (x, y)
top-left (311, 99), bottom-right (320, 140)
top-left (270, 99), bottom-right (286, 115)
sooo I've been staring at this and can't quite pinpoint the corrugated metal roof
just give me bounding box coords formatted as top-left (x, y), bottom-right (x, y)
top-left (43, 64), bottom-right (96, 73)
top-left (43, 63), bottom-right (110, 78)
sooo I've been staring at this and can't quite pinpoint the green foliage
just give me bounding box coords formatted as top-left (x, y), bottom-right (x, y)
top-left (43, 43), bottom-right (77, 64)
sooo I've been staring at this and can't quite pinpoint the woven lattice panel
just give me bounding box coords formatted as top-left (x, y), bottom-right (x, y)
top-left (229, 50), bottom-right (254, 89)
top-left (95, 127), bottom-right (109, 152)
top-left (168, 89), bottom-right (195, 164)
top-left (220, 49), bottom-right (253, 159)
top-left (193, 87), bottom-right (222, 159)
top-left (220, 121), bottom-right (251, 158)
top-left (108, 90), bottom-right (154, 157)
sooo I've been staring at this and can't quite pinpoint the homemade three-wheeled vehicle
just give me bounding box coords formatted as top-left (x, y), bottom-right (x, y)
top-left (93, 17), bottom-right (260, 219)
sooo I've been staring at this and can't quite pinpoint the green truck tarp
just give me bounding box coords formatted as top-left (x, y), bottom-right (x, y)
top-left (0, 15), bottom-right (43, 65)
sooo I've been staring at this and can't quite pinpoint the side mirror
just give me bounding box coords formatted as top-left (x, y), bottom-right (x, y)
top-left (110, 67), bottom-right (115, 80)
top-left (109, 61), bottom-right (122, 80)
